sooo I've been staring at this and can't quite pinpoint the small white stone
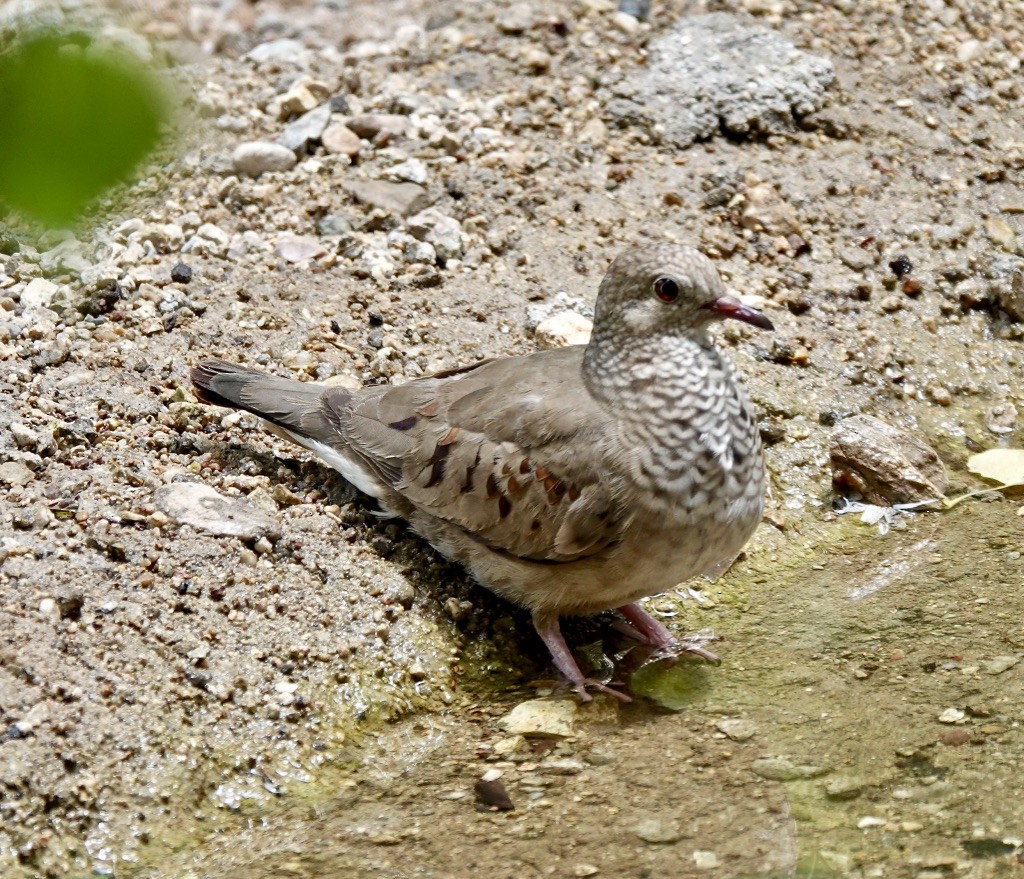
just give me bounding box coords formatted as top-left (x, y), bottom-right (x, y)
top-left (534, 311), bottom-right (593, 349)
top-left (20, 278), bottom-right (58, 309)
top-left (857, 816), bottom-right (886, 829)
top-left (692, 851), bottom-right (718, 869)
top-left (938, 707), bottom-right (965, 724)
top-left (498, 699), bottom-right (576, 738)
top-left (232, 141), bottom-right (298, 177)
top-left (715, 718), bottom-right (757, 741)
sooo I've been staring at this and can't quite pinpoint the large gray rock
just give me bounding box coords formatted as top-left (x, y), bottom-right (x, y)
top-left (613, 13), bottom-right (835, 147)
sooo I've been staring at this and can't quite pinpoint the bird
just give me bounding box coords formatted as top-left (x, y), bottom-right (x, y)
top-left (191, 242), bottom-right (772, 701)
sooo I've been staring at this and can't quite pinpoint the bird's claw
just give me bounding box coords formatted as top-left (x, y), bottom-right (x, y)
top-left (576, 678), bottom-right (632, 703)
top-left (649, 641), bottom-right (721, 666)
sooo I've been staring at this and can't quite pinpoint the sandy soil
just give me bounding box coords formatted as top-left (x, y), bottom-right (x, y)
top-left (1, 0), bottom-right (1024, 876)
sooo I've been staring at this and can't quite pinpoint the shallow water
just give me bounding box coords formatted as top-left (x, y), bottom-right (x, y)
top-left (137, 500), bottom-right (1024, 879)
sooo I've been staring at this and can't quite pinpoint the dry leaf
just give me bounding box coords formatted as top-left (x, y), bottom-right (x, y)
top-left (967, 448), bottom-right (1024, 487)
top-left (944, 448), bottom-right (1024, 509)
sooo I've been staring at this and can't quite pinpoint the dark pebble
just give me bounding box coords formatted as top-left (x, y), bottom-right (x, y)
top-left (888, 255), bottom-right (912, 278)
top-left (170, 263), bottom-right (193, 284)
top-left (474, 778), bottom-right (515, 811)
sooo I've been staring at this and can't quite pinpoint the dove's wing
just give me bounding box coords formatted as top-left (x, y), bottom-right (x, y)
top-left (320, 346), bottom-right (627, 563)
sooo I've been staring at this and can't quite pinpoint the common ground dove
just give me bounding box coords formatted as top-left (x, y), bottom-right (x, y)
top-left (191, 243), bottom-right (772, 700)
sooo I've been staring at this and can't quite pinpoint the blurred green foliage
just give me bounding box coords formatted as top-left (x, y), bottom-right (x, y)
top-left (0, 31), bottom-right (168, 228)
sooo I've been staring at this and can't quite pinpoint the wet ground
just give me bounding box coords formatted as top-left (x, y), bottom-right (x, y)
top-left (132, 499), bottom-right (1024, 879)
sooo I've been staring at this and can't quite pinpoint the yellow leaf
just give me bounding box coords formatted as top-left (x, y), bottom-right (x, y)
top-left (967, 448), bottom-right (1024, 487)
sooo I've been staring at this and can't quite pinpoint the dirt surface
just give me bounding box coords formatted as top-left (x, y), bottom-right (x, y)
top-left (1, 0), bottom-right (1024, 876)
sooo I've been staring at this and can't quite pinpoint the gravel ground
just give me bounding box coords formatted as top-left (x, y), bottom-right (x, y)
top-left (2, 0), bottom-right (1024, 876)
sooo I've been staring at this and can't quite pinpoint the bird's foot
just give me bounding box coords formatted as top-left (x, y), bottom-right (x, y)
top-left (575, 678), bottom-right (632, 703)
top-left (617, 602), bottom-right (720, 665)
top-left (533, 610), bottom-right (633, 703)
top-left (649, 639), bottom-right (721, 666)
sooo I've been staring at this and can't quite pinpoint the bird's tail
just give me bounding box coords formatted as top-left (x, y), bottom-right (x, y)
top-left (190, 359), bottom-right (330, 438)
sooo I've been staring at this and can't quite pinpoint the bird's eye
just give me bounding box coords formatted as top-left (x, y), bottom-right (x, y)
top-left (654, 277), bottom-right (679, 303)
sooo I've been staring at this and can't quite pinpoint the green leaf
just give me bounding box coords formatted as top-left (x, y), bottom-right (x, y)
top-left (0, 31), bottom-right (168, 227)
top-left (967, 448), bottom-right (1024, 487)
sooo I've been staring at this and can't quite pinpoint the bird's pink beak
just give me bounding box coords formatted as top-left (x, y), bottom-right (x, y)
top-left (702, 295), bottom-right (774, 331)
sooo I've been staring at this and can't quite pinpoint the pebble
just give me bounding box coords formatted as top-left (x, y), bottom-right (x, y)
top-left (386, 159), bottom-right (428, 185)
top-left (982, 655), bottom-right (1020, 675)
top-left (345, 114), bottom-right (409, 143)
top-left (539, 757), bottom-right (585, 775)
top-left (316, 213), bottom-right (353, 236)
top-left (750, 757), bottom-right (827, 781)
top-left (39, 598), bottom-right (59, 622)
top-left (937, 707), bottom-right (965, 724)
top-left (245, 38), bottom-right (309, 65)
top-left (278, 103), bottom-right (332, 153)
top-left (573, 865), bottom-right (599, 878)
top-left (232, 141), bottom-right (298, 177)
top-left (274, 235), bottom-right (327, 263)
top-left (170, 263), bottom-right (193, 284)
top-left (497, 3), bottom-right (535, 35)
top-left (154, 483), bottom-right (281, 541)
top-left (714, 717), bottom-right (757, 741)
top-left (534, 312), bottom-right (593, 348)
top-left (856, 816), bottom-right (887, 829)
top-left (498, 699), bottom-right (576, 738)
top-left (491, 736), bottom-right (525, 758)
top-left (474, 778), bottom-right (514, 811)
top-left (0, 461), bottom-right (35, 486)
top-left (273, 78), bottom-right (330, 119)
top-left (344, 180), bottom-right (431, 217)
top-left (20, 278), bottom-right (58, 310)
top-left (839, 246), bottom-right (877, 273)
top-left (78, 261), bottom-right (121, 291)
top-left (635, 817), bottom-right (683, 844)
top-left (322, 123), bottom-right (362, 156)
top-left (692, 851), bottom-right (718, 869)
top-left (137, 222), bottom-right (184, 252)
top-left (985, 217), bottom-right (1016, 251)
top-left (825, 776), bottom-right (865, 800)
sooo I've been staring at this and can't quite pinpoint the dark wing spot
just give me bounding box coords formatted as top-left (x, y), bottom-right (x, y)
top-left (439, 426), bottom-right (459, 446)
top-left (519, 458), bottom-right (532, 474)
top-left (486, 473), bottom-right (500, 499)
top-left (531, 518), bottom-right (541, 531)
top-left (567, 485), bottom-right (581, 502)
top-left (507, 475), bottom-right (523, 494)
top-left (461, 449), bottom-right (481, 494)
top-left (498, 495), bottom-right (512, 519)
top-left (534, 467), bottom-right (550, 482)
top-left (388, 416), bottom-right (417, 430)
top-left (424, 443), bottom-right (451, 488)
top-left (501, 461), bottom-right (512, 476)
top-left (547, 491), bottom-right (562, 506)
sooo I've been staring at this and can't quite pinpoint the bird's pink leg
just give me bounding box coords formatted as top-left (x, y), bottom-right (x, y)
top-left (532, 611), bottom-right (631, 702)
top-left (617, 602), bottom-right (720, 664)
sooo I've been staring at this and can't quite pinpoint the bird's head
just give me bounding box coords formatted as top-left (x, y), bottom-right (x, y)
top-left (592, 243), bottom-right (774, 341)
